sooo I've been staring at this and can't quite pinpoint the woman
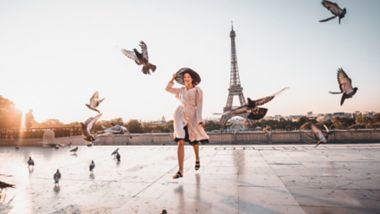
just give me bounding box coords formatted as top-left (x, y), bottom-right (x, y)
top-left (166, 67), bottom-right (209, 179)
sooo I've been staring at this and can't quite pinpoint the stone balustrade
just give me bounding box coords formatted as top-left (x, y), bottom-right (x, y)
top-left (1, 129), bottom-right (380, 146)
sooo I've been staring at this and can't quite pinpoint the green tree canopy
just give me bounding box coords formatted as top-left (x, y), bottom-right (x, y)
top-left (126, 119), bottom-right (143, 133)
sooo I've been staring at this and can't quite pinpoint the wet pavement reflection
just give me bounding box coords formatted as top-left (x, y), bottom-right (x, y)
top-left (1, 144), bottom-right (380, 213)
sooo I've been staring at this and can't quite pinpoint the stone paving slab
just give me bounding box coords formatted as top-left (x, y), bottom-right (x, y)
top-left (1, 144), bottom-right (380, 213)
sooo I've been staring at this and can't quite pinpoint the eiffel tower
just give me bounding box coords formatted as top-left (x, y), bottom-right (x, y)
top-left (220, 25), bottom-right (253, 127)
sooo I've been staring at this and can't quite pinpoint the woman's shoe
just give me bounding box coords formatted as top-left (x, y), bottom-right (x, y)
top-left (195, 161), bottom-right (200, 171)
top-left (173, 171), bottom-right (183, 179)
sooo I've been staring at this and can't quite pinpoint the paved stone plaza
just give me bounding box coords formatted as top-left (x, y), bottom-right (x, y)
top-left (1, 144), bottom-right (379, 213)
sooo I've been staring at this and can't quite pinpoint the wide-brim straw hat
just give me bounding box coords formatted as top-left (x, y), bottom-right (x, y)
top-left (175, 67), bottom-right (201, 86)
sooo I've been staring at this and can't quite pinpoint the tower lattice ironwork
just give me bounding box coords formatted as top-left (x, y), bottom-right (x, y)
top-left (220, 25), bottom-right (253, 127)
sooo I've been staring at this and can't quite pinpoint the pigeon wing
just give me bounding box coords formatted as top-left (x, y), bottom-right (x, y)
top-left (323, 124), bottom-right (330, 133)
top-left (322, 0), bottom-right (342, 15)
top-left (89, 91), bottom-right (99, 107)
top-left (86, 113), bottom-right (102, 133)
top-left (139, 41), bottom-right (149, 61)
top-left (254, 87), bottom-right (288, 106)
top-left (121, 49), bottom-right (138, 61)
top-left (300, 121), bottom-right (311, 130)
top-left (254, 96), bottom-right (274, 106)
top-left (337, 68), bottom-right (353, 93)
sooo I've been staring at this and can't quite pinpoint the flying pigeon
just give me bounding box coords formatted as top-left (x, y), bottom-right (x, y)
top-left (89, 160), bottom-right (95, 172)
top-left (54, 169), bottom-right (61, 185)
top-left (0, 180), bottom-right (15, 190)
top-left (81, 113), bottom-right (102, 142)
top-left (301, 122), bottom-right (332, 147)
top-left (27, 157), bottom-right (34, 167)
top-left (319, 0), bottom-right (347, 24)
top-left (329, 68), bottom-right (358, 106)
top-left (86, 91), bottom-right (104, 113)
top-left (70, 146), bottom-right (78, 153)
top-left (223, 87), bottom-right (289, 120)
top-left (311, 124), bottom-right (332, 147)
top-left (121, 41), bottom-right (157, 74)
top-left (111, 148), bottom-right (119, 156)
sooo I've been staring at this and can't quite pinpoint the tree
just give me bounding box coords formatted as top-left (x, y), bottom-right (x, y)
top-left (373, 113), bottom-right (380, 123)
top-left (204, 120), bottom-right (222, 131)
top-left (332, 116), bottom-right (355, 129)
top-left (110, 117), bottom-right (124, 126)
top-left (0, 96), bottom-right (22, 129)
top-left (126, 120), bottom-right (143, 133)
top-left (354, 113), bottom-right (372, 127)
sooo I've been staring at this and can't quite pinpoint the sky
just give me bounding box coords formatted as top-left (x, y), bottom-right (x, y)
top-left (0, 0), bottom-right (379, 123)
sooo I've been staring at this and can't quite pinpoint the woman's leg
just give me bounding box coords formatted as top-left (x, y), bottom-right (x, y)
top-left (177, 140), bottom-right (185, 173)
top-left (192, 143), bottom-right (200, 170)
top-left (192, 143), bottom-right (200, 162)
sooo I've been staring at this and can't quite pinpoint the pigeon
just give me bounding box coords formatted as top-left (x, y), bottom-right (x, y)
top-left (27, 157), bottom-right (34, 167)
top-left (301, 122), bottom-right (332, 147)
top-left (104, 125), bottom-right (129, 135)
top-left (54, 169), bottom-right (61, 185)
top-left (115, 152), bottom-right (121, 162)
top-left (89, 160), bottom-right (95, 172)
top-left (329, 68), bottom-right (358, 106)
top-left (0, 180), bottom-right (15, 190)
top-left (81, 113), bottom-right (102, 142)
top-left (86, 91), bottom-right (104, 113)
top-left (223, 87), bottom-right (289, 120)
top-left (111, 148), bottom-right (119, 156)
top-left (70, 146), bottom-right (78, 153)
top-left (121, 41), bottom-right (156, 74)
top-left (319, 0), bottom-right (347, 24)
top-left (311, 124), bottom-right (331, 147)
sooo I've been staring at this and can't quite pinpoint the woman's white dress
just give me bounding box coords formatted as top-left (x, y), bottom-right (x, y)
top-left (166, 82), bottom-right (209, 143)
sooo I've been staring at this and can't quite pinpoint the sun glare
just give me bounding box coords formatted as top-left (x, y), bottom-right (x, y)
top-left (20, 112), bottom-right (26, 131)
top-left (16, 103), bottom-right (29, 134)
